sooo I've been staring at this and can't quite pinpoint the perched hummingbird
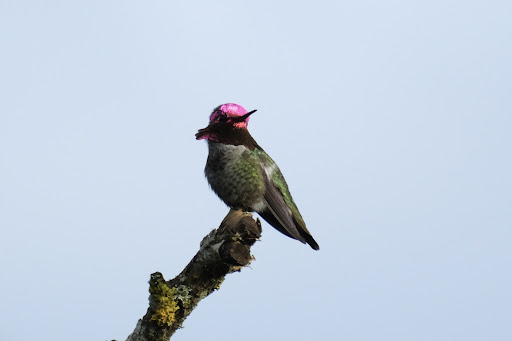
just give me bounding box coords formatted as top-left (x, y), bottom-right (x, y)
top-left (196, 103), bottom-right (319, 250)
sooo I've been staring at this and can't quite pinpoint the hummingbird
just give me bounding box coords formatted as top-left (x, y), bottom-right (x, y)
top-left (196, 103), bottom-right (319, 250)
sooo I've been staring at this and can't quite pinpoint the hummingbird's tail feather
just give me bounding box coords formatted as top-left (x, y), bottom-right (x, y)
top-left (293, 215), bottom-right (320, 250)
top-left (304, 235), bottom-right (320, 250)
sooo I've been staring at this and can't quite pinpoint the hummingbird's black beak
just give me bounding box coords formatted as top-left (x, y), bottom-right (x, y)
top-left (235, 109), bottom-right (257, 122)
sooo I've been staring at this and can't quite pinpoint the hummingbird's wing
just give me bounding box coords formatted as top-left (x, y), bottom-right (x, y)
top-left (259, 162), bottom-right (320, 250)
top-left (261, 174), bottom-right (306, 243)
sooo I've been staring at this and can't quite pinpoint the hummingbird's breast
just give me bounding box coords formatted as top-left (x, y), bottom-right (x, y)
top-left (205, 141), bottom-right (266, 211)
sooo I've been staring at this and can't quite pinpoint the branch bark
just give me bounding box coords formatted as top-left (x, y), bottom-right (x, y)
top-left (126, 209), bottom-right (262, 341)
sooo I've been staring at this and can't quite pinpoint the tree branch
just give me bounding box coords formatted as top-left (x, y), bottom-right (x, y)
top-left (126, 209), bottom-right (262, 341)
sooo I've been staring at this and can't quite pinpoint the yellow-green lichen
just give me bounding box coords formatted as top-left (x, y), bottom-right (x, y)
top-left (149, 283), bottom-right (193, 326)
top-left (150, 282), bottom-right (179, 326)
top-left (151, 302), bottom-right (179, 326)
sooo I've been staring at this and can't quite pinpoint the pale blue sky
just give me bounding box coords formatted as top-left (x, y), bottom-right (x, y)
top-left (1, 1), bottom-right (511, 340)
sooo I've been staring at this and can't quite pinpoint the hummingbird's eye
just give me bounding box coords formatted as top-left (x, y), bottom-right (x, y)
top-left (217, 114), bottom-right (228, 122)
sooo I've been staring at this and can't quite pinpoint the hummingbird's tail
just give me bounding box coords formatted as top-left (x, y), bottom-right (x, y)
top-left (300, 229), bottom-right (320, 251)
top-left (293, 214), bottom-right (320, 250)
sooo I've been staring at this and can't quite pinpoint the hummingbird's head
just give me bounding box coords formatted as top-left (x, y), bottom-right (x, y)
top-left (209, 103), bottom-right (257, 129)
top-left (196, 103), bottom-right (257, 141)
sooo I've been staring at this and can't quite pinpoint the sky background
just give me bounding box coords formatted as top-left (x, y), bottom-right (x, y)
top-left (1, 1), bottom-right (511, 340)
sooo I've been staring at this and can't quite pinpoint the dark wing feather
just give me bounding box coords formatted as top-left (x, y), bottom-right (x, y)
top-left (265, 167), bottom-right (320, 250)
top-left (261, 180), bottom-right (306, 243)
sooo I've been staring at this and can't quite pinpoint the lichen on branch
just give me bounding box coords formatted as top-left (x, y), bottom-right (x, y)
top-left (126, 209), bottom-right (262, 341)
